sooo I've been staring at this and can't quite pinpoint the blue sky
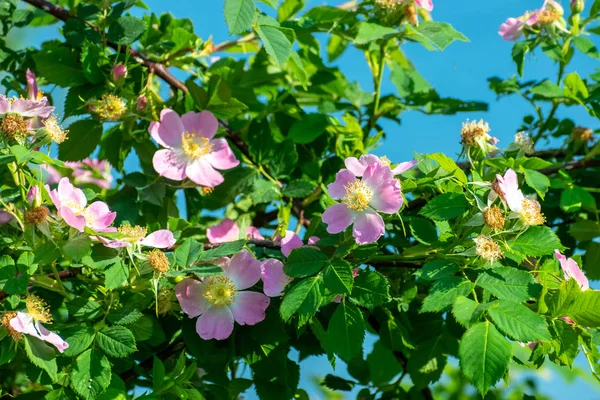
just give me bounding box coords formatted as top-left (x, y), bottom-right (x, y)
top-left (16, 0), bottom-right (600, 398)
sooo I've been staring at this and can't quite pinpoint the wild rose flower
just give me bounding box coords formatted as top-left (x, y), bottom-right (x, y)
top-left (280, 231), bottom-right (320, 257)
top-left (0, 94), bottom-right (54, 119)
top-left (499, 0), bottom-right (567, 41)
top-left (260, 259), bottom-right (292, 297)
top-left (111, 64), bottom-right (127, 82)
top-left (3, 295), bottom-right (69, 353)
top-left (499, 17), bottom-right (527, 41)
top-left (206, 219), bottom-right (264, 244)
top-left (555, 250), bottom-right (589, 291)
top-left (100, 223), bottom-right (175, 249)
top-left (46, 177), bottom-right (116, 233)
top-left (175, 250), bottom-right (270, 340)
top-left (490, 169), bottom-right (545, 226)
top-left (375, 0), bottom-right (433, 11)
top-left (150, 109), bottom-right (239, 188)
top-left (474, 236), bottom-right (503, 263)
top-left (344, 154), bottom-right (418, 177)
top-left (322, 161), bottom-right (402, 245)
top-left (460, 119), bottom-right (499, 155)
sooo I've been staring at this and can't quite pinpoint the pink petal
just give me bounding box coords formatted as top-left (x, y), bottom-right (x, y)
top-left (222, 250), bottom-right (261, 290)
top-left (26, 69), bottom-right (38, 100)
top-left (57, 178), bottom-right (86, 210)
top-left (353, 209), bottom-right (385, 245)
top-left (85, 201), bottom-right (116, 231)
top-left (261, 259), bottom-right (291, 297)
top-left (555, 250), bottom-right (589, 291)
top-left (391, 159), bottom-right (418, 175)
top-left (497, 169), bottom-right (524, 212)
top-left (416, 0), bottom-right (433, 11)
top-left (308, 236), bottom-right (320, 245)
top-left (499, 17), bottom-right (525, 41)
top-left (175, 279), bottom-right (210, 318)
top-left (195, 306), bottom-right (234, 340)
top-left (246, 226), bottom-right (264, 240)
top-left (207, 219), bottom-right (240, 244)
top-left (0, 210), bottom-right (13, 224)
top-left (281, 230), bottom-right (303, 257)
top-left (345, 157), bottom-right (368, 177)
top-left (140, 229), bottom-right (176, 248)
top-left (100, 239), bottom-right (130, 248)
top-left (10, 312), bottom-right (69, 353)
top-left (230, 291), bottom-right (270, 325)
top-left (0, 95), bottom-right (10, 114)
top-left (11, 98), bottom-right (54, 118)
top-left (185, 159), bottom-right (224, 188)
top-left (328, 169), bottom-right (356, 200)
top-left (206, 139), bottom-right (239, 170)
top-left (364, 164), bottom-right (402, 214)
top-left (153, 149), bottom-right (187, 181)
top-left (35, 322), bottom-right (69, 353)
top-left (154, 109), bottom-right (185, 148)
top-left (322, 203), bottom-right (355, 234)
top-left (59, 206), bottom-right (86, 232)
top-left (181, 111), bottom-right (218, 140)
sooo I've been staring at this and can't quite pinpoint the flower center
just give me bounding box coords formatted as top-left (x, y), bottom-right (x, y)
top-left (520, 199), bottom-right (546, 226)
top-left (118, 223), bottom-right (148, 242)
top-left (26, 295), bottom-right (52, 324)
top-left (474, 236), bottom-right (503, 263)
top-left (1, 114), bottom-right (29, 141)
top-left (379, 156), bottom-right (391, 167)
top-left (96, 94), bottom-right (126, 121)
top-left (461, 119), bottom-right (491, 146)
top-left (1, 312), bottom-right (21, 340)
top-left (537, 9), bottom-right (561, 24)
top-left (148, 250), bottom-right (170, 274)
top-left (514, 132), bottom-right (534, 155)
top-left (42, 116), bottom-right (69, 144)
top-left (375, 0), bottom-right (401, 8)
top-left (203, 276), bottom-right (236, 308)
top-left (181, 133), bottom-right (213, 160)
top-left (343, 179), bottom-right (373, 212)
top-left (61, 199), bottom-right (85, 215)
top-left (24, 206), bottom-right (49, 226)
top-left (483, 206), bottom-right (505, 230)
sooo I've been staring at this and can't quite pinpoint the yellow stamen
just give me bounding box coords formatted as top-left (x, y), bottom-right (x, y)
top-left (42, 116), bottom-right (69, 144)
top-left (24, 206), bottom-right (49, 225)
top-left (96, 94), bottom-right (126, 121)
top-left (483, 206), bottom-right (505, 230)
top-left (181, 133), bottom-right (213, 160)
top-left (203, 276), bottom-right (236, 308)
top-left (474, 236), bottom-right (503, 263)
top-left (201, 186), bottom-right (214, 195)
top-left (118, 223), bottom-right (148, 242)
top-left (26, 294), bottom-right (52, 324)
top-left (380, 156), bottom-right (392, 167)
top-left (375, 0), bottom-right (401, 8)
top-left (343, 179), bottom-right (373, 212)
top-left (461, 119), bottom-right (491, 146)
top-left (1, 114), bottom-right (29, 141)
top-left (148, 250), bottom-right (170, 274)
top-left (572, 126), bottom-right (593, 142)
top-left (537, 9), bottom-right (562, 24)
top-left (1, 311), bottom-right (21, 340)
top-left (520, 199), bottom-right (546, 226)
top-left (514, 132), bottom-right (534, 155)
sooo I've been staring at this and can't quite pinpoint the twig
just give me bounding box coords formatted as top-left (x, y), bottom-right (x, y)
top-left (538, 158), bottom-right (600, 175)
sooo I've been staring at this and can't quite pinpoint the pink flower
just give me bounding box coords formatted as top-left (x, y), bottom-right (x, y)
top-left (150, 109), bottom-right (239, 187)
top-left (111, 64), bottom-right (127, 82)
top-left (555, 250), bottom-right (589, 291)
top-left (344, 154), bottom-right (417, 177)
top-left (499, 18), bottom-right (526, 41)
top-left (100, 225), bottom-right (175, 249)
top-left (41, 164), bottom-right (62, 184)
top-left (322, 162), bottom-right (402, 245)
top-left (136, 95), bottom-right (147, 111)
top-left (175, 250), bottom-right (270, 340)
top-left (8, 312), bottom-right (69, 353)
top-left (260, 259), bottom-right (292, 297)
top-left (0, 94), bottom-right (54, 119)
top-left (27, 186), bottom-right (39, 206)
top-left (46, 178), bottom-right (116, 233)
top-left (280, 230), bottom-right (320, 257)
top-left (0, 210), bottom-right (13, 224)
top-left (490, 169), bottom-right (524, 212)
top-left (415, 0), bottom-right (433, 11)
top-left (26, 69), bottom-right (38, 101)
top-left (206, 219), bottom-right (264, 244)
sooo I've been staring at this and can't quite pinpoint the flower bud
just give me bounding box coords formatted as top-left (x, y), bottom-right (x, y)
top-left (111, 64), bottom-right (127, 82)
top-left (571, 0), bottom-right (584, 14)
top-left (27, 186), bottom-right (41, 207)
top-left (136, 95), bottom-right (147, 111)
top-left (26, 69), bottom-right (38, 101)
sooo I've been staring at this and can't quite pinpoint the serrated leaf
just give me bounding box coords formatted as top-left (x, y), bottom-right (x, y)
top-left (452, 296), bottom-right (479, 327)
top-left (569, 220), bottom-right (600, 241)
top-left (198, 240), bottom-right (245, 261)
top-left (59, 120), bottom-right (103, 162)
top-left (256, 24), bottom-right (293, 66)
top-left (522, 169), bottom-right (550, 200)
top-left (63, 235), bottom-right (92, 261)
top-left (409, 217), bottom-right (438, 245)
top-left (104, 260), bottom-right (129, 290)
top-left (415, 259), bottom-right (459, 281)
top-left (71, 349), bottom-right (111, 399)
top-left (288, 113), bottom-right (329, 144)
top-left (509, 226), bottom-right (564, 260)
top-left (421, 277), bottom-right (474, 313)
top-left (250, 180), bottom-right (280, 204)
top-left (476, 266), bottom-right (541, 302)
top-left (284, 247), bottom-right (328, 278)
top-left (23, 335), bottom-right (58, 382)
top-left (406, 21), bottom-right (468, 51)
top-left (351, 270), bottom-right (390, 309)
top-left (354, 22), bottom-right (397, 45)
top-left (283, 180), bottom-right (315, 198)
top-left (97, 326), bottom-right (137, 358)
top-left (280, 276), bottom-right (323, 325)
top-left (566, 290), bottom-right (600, 327)
top-left (224, 0), bottom-right (255, 35)
top-left (62, 326), bottom-right (96, 357)
top-left (419, 192), bottom-right (468, 221)
top-left (107, 16), bottom-right (146, 45)
top-left (488, 300), bottom-right (551, 342)
top-left (175, 238), bottom-right (203, 267)
top-left (106, 306), bottom-right (143, 325)
top-left (323, 259), bottom-right (353, 295)
top-left (327, 300), bottom-right (365, 361)
top-left (459, 321), bottom-right (512, 396)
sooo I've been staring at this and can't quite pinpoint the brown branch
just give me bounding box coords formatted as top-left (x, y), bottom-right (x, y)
top-left (0, 269), bottom-right (79, 301)
top-left (538, 158), bottom-right (600, 175)
top-left (212, 33), bottom-right (257, 53)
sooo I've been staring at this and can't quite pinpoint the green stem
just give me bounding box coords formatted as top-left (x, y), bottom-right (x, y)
top-left (373, 44), bottom-right (386, 119)
top-left (50, 262), bottom-right (68, 297)
top-left (258, 165), bottom-right (280, 187)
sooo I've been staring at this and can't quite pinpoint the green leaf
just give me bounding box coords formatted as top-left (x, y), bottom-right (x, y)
top-left (512, 41), bottom-right (529, 76)
top-left (107, 16), bottom-right (146, 45)
top-left (63, 235), bottom-right (92, 261)
top-left (566, 290), bottom-right (600, 327)
top-left (0, 255), bottom-right (15, 280)
top-left (488, 300), bottom-right (551, 342)
top-left (415, 260), bottom-right (459, 282)
top-left (224, 0), bottom-right (255, 35)
top-left (459, 321), bottom-right (512, 396)
top-left (509, 226), bottom-right (564, 259)
top-left (139, 183), bottom-right (165, 206)
top-left (62, 326), bottom-right (96, 357)
top-left (280, 276), bottom-right (323, 325)
top-left (421, 277), bottom-right (474, 313)
top-left (406, 21), bottom-right (468, 51)
top-left (283, 180), bottom-right (314, 198)
top-left (322, 374), bottom-right (355, 391)
top-left (351, 270), bottom-right (390, 309)
top-left (288, 113), bottom-right (329, 144)
top-left (59, 120), bottom-right (103, 162)
top-left (573, 36), bottom-right (600, 59)
top-left (367, 341), bottom-right (403, 386)
top-left (353, 22), bottom-right (397, 44)
top-left (323, 259), bottom-right (354, 295)
top-left (409, 217), bottom-right (438, 246)
top-left (284, 247), bottom-right (328, 278)
top-left (560, 186), bottom-right (596, 213)
top-left (198, 240), bottom-right (245, 261)
top-left (17, 252), bottom-right (37, 275)
top-left (23, 336), bottom-right (58, 382)
top-left (476, 266), bottom-right (541, 302)
top-left (104, 260), bottom-right (129, 290)
top-left (106, 306), bottom-right (143, 325)
top-left (531, 80), bottom-right (564, 98)
top-left (71, 349), bottom-right (112, 399)
top-left (564, 72), bottom-right (588, 100)
top-left (175, 238), bottom-right (203, 267)
top-left (425, 153), bottom-right (468, 184)
top-left (0, 340), bottom-right (17, 365)
top-left (569, 220), bottom-right (600, 241)
top-left (327, 300), bottom-right (365, 360)
top-left (419, 192), bottom-right (468, 221)
top-left (81, 41), bottom-right (103, 84)
top-left (452, 296), bottom-right (479, 327)
top-left (3, 275), bottom-right (28, 295)
top-left (522, 169), bottom-right (550, 199)
top-left (33, 43), bottom-right (87, 87)
top-left (256, 23), bottom-right (294, 66)
top-left (97, 326), bottom-right (137, 358)
top-left (250, 180), bottom-right (281, 204)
